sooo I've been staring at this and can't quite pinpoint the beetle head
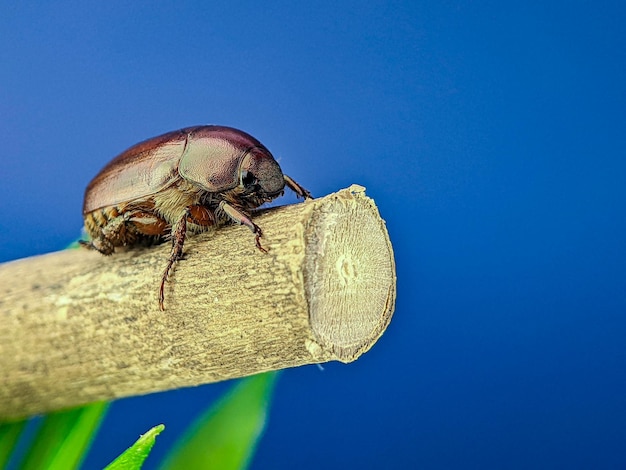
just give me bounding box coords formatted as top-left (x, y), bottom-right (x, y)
top-left (239, 147), bottom-right (285, 199)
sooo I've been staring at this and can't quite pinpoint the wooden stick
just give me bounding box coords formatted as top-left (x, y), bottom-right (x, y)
top-left (0, 185), bottom-right (396, 420)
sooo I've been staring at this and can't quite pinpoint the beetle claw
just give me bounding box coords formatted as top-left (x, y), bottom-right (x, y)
top-left (254, 228), bottom-right (268, 253)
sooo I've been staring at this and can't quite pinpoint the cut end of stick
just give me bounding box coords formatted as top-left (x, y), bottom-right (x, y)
top-left (304, 185), bottom-right (396, 362)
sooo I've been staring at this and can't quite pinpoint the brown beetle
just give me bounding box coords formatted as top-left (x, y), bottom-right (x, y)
top-left (81, 125), bottom-right (312, 310)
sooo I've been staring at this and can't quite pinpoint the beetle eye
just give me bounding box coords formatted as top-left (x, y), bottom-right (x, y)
top-left (241, 170), bottom-right (257, 188)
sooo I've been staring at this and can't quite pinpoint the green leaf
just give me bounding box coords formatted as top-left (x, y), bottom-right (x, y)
top-left (18, 402), bottom-right (108, 470)
top-left (0, 418), bottom-right (28, 468)
top-left (159, 372), bottom-right (279, 470)
top-left (103, 424), bottom-right (165, 470)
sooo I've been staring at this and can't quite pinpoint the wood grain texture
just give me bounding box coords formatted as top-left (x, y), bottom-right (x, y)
top-left (0, 185), bottom-right (396, 419)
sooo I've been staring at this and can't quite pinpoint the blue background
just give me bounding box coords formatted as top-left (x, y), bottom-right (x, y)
top-left (1, 2), bottom-right (625, 468)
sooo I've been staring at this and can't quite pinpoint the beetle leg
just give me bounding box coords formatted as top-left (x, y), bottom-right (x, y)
top-left (159, 210), bottom-right (189, 311)
top-left (218, 201), bottom-right (267, 253)
top-left (80, 213), bottom-right (128, 255)
top-left (187, 204), bottom-right (216, 227)
top-left (284, 175), bottom-right (313, 200)
top-left (79, 237), bottom-right (115, 255)
top-left (127, 211), bottom-right (169, 236)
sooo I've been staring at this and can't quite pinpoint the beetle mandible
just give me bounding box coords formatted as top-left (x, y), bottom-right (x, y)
top-left (81, 125), bottom-right (312, 310)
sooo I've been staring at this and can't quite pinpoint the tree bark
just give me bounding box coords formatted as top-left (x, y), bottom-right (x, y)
top-left (0, 185), bottom-right (396, 420)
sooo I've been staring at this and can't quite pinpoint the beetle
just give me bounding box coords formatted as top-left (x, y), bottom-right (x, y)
top-left (81, 125), bottom-right (312, 310)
